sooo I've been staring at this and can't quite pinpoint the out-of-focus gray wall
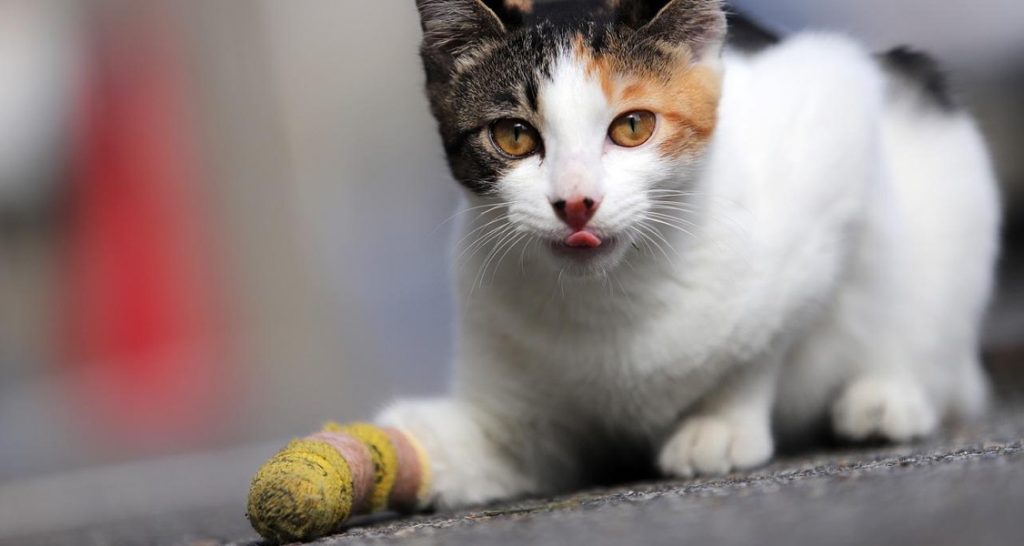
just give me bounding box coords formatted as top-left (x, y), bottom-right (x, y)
top-left (0, 0), bottom-right (461, 481)
top-left (259, 0), bottom-right (458, 402)
top-left (188, 0), bottom-right (460, 438)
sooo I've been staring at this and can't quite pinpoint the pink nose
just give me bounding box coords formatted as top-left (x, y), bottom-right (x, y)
top-left (552, 197), bottom-right (600, 230)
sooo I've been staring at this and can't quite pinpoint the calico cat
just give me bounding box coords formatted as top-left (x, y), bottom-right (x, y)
top-left (378, 0), bottom-right (1001, 508)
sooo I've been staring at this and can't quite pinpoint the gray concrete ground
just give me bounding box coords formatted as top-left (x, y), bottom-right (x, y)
top-left (314, 442), bottom-right (1023, 546)
top-left (11, 362), bottom-right (1023, 546)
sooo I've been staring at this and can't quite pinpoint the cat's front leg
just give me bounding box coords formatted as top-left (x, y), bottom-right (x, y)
top-left (376, 398), bottom-right (540, 510)
top-left (657, 355), bottom-right (780, 477)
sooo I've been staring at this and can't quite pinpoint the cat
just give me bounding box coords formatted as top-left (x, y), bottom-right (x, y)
top-left (376, 0), bottom-right (1001, 509)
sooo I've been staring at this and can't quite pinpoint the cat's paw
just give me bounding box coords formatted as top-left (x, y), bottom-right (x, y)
top-left (831, 376), bottom-right (939, 442)
top-left (657, 414), bottom-right (773, 478)
top-left (377, 399), bottom-right (536, 510)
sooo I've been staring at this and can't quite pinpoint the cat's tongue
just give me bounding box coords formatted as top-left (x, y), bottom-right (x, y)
top-left (565, 230), bottom-right (602, 248)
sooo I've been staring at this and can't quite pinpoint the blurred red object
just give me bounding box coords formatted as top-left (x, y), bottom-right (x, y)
top-left (64, 4), bottom-right (229, 450)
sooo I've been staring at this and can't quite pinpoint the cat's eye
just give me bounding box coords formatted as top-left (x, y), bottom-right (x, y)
top-left (608, 110), bottom-right (656, 148)
top-left (490, 119), bottom-right (541, 158)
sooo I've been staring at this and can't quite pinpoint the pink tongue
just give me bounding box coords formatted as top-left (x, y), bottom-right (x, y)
top-left (565, 231), bottom-right (602, 248)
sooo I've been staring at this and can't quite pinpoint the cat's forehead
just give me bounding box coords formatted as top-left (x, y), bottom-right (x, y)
top-left (449, 20), bottom-right (680, 112)
top-left (451, 1), bottom-right (690, 87)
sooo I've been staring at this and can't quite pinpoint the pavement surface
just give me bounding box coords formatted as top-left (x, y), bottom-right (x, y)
top-left (13, 362), bottom-right (1023, 546)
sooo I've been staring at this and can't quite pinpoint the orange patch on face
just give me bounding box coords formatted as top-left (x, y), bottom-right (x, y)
top-left (607, 53), bottom-right (722, 158)
top-left (573, 36), bottom-right (722, 158)
top-left (620, 83), bottom-right (647, 102)
top-left (649, 64), bottom-right (722, 157)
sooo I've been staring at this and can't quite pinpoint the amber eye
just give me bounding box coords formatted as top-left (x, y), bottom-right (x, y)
top-left (608, 110), bottom-right (656, 148)
top-left (490, 119), bottom-right (541, 158)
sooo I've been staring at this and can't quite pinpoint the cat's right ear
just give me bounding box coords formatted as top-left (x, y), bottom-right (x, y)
top-left (415, 0), bottom-right (507, 65)
top-left (615, 0), bottom-right (726, 60)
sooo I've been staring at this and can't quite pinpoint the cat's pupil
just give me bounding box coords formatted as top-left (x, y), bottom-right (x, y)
top-left (513, 125), bottom-right (522, 142)
top-left (629, 116), bottom-right (637, 133)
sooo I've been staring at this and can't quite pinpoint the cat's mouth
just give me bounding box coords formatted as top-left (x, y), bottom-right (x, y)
top-left (549, 229), bottom-right (617, 260)
top-left (565, 230), bottom-right (602, 248)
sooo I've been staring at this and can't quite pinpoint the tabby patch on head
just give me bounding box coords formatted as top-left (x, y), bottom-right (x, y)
top-left (415, 0), bottom-right (726, 271)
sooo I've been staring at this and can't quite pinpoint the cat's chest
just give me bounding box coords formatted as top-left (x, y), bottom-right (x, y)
top-left (490, 292), bottom-right (739, 430)
top-left (508, 274), bottom-right (744, 369)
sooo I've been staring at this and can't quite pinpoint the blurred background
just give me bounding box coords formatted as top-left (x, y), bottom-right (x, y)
top-left (0, 0), bottom-right (1020, 543)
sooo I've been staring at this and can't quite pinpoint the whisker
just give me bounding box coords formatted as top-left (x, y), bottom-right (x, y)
top-left (471, 228), bottom-right (519, 294)
top-left (477, 227), bottom-right (526, 290)
top-left (645, 189), bottom-right (701, 196)
top-left (627, 225), bottom-right (653, 257)
top-left (611, 270), bottom-right (628, 299)
top-left (646, 210), bottom-right (700, 229)
top-left (650, 200), bottom-right (750, 240)
top-left (455, 214), bottom-right (513, 251)
top-left (635, 223), bottom-right (674, 264)
top-left (452, 213), bottom-right (512, 255)
top-left (642, 215), bottom-right (698, 240)
top-left (456, 223), bottom-right (516, 274)
top-left (481, 229), bottom-right (520, 282)
top-left (518, 236), bottom-right (535, 274)
top-left (487, 232), bottom-right (528, 285)
top-left (433, 201), bottom-right (513, 234)
top-left (637, 220), bottom-right (681, 261)
top-left (648, 200), bottom-right (700, 212)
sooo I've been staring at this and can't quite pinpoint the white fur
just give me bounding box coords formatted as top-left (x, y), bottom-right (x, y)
top-left (378, 33), bottom-right (1000, 508)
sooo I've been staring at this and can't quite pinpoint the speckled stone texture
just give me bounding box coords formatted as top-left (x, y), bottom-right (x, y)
top-left (245, 400), bottom-right (1024, 546)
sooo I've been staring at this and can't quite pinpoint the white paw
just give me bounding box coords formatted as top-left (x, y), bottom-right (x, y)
top-left (377, 399), bottom-right (536, 510)
top-left (657, 415), bottom-right (773, 478)
top-left (831, 376), bottom-right (939, 442)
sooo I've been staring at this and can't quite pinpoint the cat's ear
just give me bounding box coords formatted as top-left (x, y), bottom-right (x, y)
top-left (615, 0), bottom-right (726, 59)
top-left (415, 0), bottom-right (507, 62)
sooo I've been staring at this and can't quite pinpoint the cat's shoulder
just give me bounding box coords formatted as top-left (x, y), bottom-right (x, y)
top-left (719, 32), bottom-right (887, 124)
top-left (733, 32), bottom-right (882, 84)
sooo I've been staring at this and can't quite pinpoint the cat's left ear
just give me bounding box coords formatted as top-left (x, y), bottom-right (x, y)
top-left (415, 0), bottom-right (507, 62)
top-left (619, 0), bottom-right (727, 60)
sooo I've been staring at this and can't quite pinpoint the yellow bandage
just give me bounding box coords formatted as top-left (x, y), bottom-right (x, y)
top-left (246, 439), bottom-right (354, 543)
top-left (248, 422), bottom-right (428, 543)
top-left (337, 422), bottom-right (400, 513)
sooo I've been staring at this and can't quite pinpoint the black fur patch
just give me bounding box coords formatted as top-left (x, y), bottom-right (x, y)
top-left (724, 9), bottom-right (778, 54)
top-left (880, 46), bottom-right (958, 111)
top-left (512, 0), bottom-right (617, 28)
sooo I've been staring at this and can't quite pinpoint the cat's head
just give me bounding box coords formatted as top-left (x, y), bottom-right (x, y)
top-left (416, 0), bottom-right (726, 274)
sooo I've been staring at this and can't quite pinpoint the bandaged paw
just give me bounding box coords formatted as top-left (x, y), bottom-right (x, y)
top-left (246, 422), bottom-right (430, 543)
